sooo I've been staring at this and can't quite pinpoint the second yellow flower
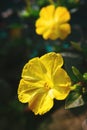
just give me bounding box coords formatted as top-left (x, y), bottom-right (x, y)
top-left (35, 5), bottom-right (71, 40)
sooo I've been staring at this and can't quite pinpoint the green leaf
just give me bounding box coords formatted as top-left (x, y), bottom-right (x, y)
top-left (72, 66), bottom-right (84, 81)
top-left (71, 41), bottom-right (82, 51)
top-left (83, 73), bottom-right (87, 81)
top-left (19, 10), bottom-right (30, 18)
top-left (65, 91), bottom-right (84, 109)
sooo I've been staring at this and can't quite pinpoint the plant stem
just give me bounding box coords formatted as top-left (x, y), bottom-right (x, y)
top-left (48, 0), bottom-right (54, 4)
top-left (25, 0), bottom-right (31, 12)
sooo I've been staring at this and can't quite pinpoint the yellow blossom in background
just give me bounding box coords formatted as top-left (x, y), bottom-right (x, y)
top-left (35, 5), bottom-right (71, 40)
top-left (18, 52), bottom-right (72, 115)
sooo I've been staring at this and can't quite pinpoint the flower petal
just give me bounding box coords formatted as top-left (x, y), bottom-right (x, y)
top-left (43, 29), bottom-right (52, 40)
top-left (35, 18), bottom-right (47, 33)
top-left (54, 7), bottom-right (70, 23)
top-left (22, 57), bottom-right (47, 82)
top-left (52, 68), bottom-right (71, 100)
top-left (52, 87), bottom-right (70, 100)
top-left (36, 19), bottom-right (58, 40)
top-left (53, 68), bottom-right (71, 86)
top-left (43, 23), bottom-right (59, 40)
top-left (59, 23), bottom-right (71, 39)
top-left (29, 92), bottom-right (53, 115)
top-left (40, 52), bottom-right (63, 76)
top-left (40, 5), bottom-right (55, 19)
top-left (18, 79), bottom-right (45, 103)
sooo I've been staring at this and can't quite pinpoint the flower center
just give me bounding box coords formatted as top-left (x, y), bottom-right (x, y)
top-left (44, 82), bottom-right (50, 90)
top-left (44, 78), bottom-right (54, 91)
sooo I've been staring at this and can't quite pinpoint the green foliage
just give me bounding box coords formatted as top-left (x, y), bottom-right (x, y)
top-left (65, 66), bottom-right (87, 109)
top-left (65, 92), bottom-right (84, 109)
top-left (72, 66), bottom-right (84, 81)
top-left (83, 73), bottom-right (87, 81)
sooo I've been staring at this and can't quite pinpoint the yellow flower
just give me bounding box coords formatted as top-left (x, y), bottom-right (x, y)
top-left (35, 5), bottom-right (71, 40)
top-left (18, 52), bottom-right (71, 115)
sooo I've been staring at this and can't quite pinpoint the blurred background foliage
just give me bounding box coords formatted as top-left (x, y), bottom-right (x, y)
top-left (0, 0), bottom-right (87, 130)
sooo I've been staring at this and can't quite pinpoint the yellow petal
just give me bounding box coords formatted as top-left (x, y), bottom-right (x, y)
top-left (59, 23), bottom-right (71, 39)
top-left (52, 87), bottom-right (70, 100)
top-left (35, 18), bottom-right (44, 27)
top-left (52, 68), bottom-right (71, 100)
top-left (54, 7), bottom-right (70, 23)
top-left (36, 26), bottom-right (46, 35)
top-left (44, 25), bottom-right (59, 40)
top-left (42, 22), bottom-right (59, 40)
top-left (53, 68), bottom-right (71, 86)
top-left (36, 19), bottom-right (58, 40)
top-left (35, 18), bottom-right (47, 29)
top-left (40, 52), bottom-right (63, 76)
top-left (18, 79), bottom-right (34, 103)
top-left (29, 92), bottom-right (53, 115)
top-left (35, 18), bottom-right (49, 35)
top-left (18, 79), bottom-right (45, 103)
top-left (43, 29), bottom-right (52, 40)
top-left (35, 5), bottom-right (56, 39)
top-left (40, 5), bottom-right (55, 19)
top-left (22, 57), bottom-right (47, 82)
